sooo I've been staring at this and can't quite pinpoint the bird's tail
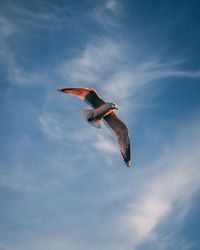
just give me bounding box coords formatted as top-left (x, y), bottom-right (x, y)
top-left (83, 108), bottom-right (101, 129)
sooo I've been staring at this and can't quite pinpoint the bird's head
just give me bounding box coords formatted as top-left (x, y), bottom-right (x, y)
top-left (109, 102), bottom-right (118, 110)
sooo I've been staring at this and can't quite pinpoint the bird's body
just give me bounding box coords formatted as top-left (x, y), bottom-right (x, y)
top-left (58, 87), bottom-right (131, 167)
top-left (88, 103), bottom-right (117, 120)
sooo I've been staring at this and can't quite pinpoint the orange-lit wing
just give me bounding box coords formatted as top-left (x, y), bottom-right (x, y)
top-left (58, 88), bottom-right (105, 108)
top-left (104, 112), bottom-right (131, 167)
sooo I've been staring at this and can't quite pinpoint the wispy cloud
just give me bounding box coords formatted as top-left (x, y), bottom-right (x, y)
top-left (0, 16), bottom-right (19, 39)
top-left (94, 133), bottom-right (118, 154)
top-left (0, 3), bottom-right (71, 86)
top-left (105, 0), bottom-right (119, 12)
top-left (2, 3), bottom-right (71, 31)
top-left (2, 117), bottom-right (200, 250)
top-left (116, 122), bottom-right (200, 249)
top-left (104, 59), bottom-right (200, 101)
top-left (59, 39), bottom-right (122, 84)
top-left (59, 38), bottom-right (200, 119)
top-left (38, 110), bottom-right (118, 164)
top-left (0, 49), bottom-right (47, 85)
top-left (0, 15), bottom-right (48, 85)
top-left (90, 0), bottom-right (121, 28)
top-left (1, 2), bottom-right (200, 90)
top-left (1, 2), bottom-right (200, 250)
top-left (38, 113), bottom-right (70, 141)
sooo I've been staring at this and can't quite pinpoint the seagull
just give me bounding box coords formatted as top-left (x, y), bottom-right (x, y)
top-left (57, 88), bottom-right (131, 167)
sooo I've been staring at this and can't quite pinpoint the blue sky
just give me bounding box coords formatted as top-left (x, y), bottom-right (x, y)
top-left (0, 0), bottom-right (200, 249)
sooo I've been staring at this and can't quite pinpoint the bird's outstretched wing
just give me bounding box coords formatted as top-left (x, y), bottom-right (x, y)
top-left (103, 112), bottom-right (131, 167)
top-left (57, 88), bottom-right (105, 108)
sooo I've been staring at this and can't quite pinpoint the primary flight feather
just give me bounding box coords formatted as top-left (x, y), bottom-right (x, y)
top-left (57, 88), bottom-right (131, 167)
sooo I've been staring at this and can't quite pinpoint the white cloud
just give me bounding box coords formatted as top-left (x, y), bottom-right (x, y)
top-left (105, 0), bottom-right (118, 12)
top-left (2, 51), bottom-right (46, 85)
top-left (104, 59), bottom-right (200, 101)
top-left (0, 16), bottom-right (18, 39)
top-left (59, 39), bottom-right (200, 117)
top-left (2, 118), bottom-right (200, 250)
top-left (38, 111), bottom-right (119, 162)
top-left (3, 3), bottom-right (70, 31)
top-left (59, 39), bottom-right (122, 83)
top-left (38, 113), bottom-right (69, 141)
top-left (0, 4), bottom-right (71, 85)
top-left (90, 0), bottom-right (121, 29)
top-left (1, 2), bottom-right (200, 250)
top-left (0, 16), bottom-right (48, 85)
top-left (25, 116), bottom-right (200, 250)
top-left (94, 133), bottom-right (118, 154)
top-left (117, 122), bottom-right (200, 249)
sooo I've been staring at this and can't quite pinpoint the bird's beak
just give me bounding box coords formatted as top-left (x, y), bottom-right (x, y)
top-left (57, 88), bottom-right (62, 92)
top-left (115, 106), bottom-right (118, 110)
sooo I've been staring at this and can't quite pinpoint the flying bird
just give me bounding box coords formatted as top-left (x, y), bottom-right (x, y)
top-left (57, 88), bottom-right (131, 167)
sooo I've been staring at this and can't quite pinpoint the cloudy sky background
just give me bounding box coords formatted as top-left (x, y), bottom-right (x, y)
top-left (1, 0), bottom-right (200, 249)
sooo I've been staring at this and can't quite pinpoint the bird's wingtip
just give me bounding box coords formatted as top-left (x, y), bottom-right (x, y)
top-left (126, 161), bottom-right (131, 167)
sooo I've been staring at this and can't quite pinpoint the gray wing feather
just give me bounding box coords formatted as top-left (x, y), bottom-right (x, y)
top-left (57, 88), bottom-right (105, 108)
top-left (103, 112), bottom-right (131, 167)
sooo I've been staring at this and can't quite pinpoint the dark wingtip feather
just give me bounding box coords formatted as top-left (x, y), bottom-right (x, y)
top-left (126, 161), bottom-right (131, 167)
top-left (120, 150), bottom-right (131, 167)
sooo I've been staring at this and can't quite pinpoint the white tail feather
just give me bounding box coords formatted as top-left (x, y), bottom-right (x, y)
top-left (83, 108), bottom-right (101, 129)
top-left (83, 108), bottom-right (93, 120)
